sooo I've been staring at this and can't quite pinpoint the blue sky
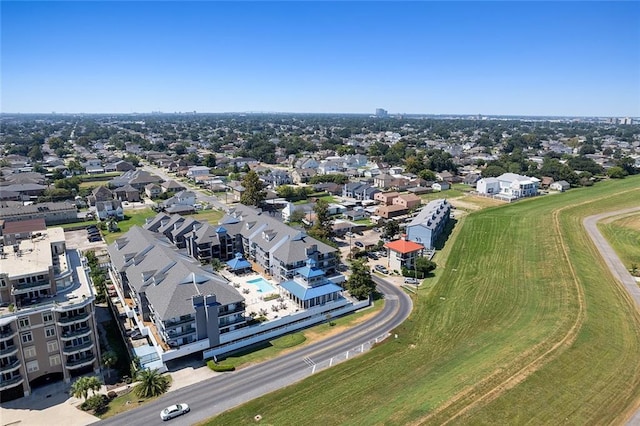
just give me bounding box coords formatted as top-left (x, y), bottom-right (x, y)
top-left (2, 1), bottom-right (639, 116)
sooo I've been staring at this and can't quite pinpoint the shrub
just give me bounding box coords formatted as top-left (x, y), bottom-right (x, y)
top-left (107, 391), bottom-right (118, 399)
top-left (81, 394), bottom-right (109, 414)
top-left (206, 360), bottom-right (235, 372)
top-left (263, 293), bottom-right (280, 302)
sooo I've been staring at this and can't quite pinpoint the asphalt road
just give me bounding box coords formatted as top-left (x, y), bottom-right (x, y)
top-left (99, 276), bottom-right (412, 425)
top-left (582, 206), bottom-right (640, 426)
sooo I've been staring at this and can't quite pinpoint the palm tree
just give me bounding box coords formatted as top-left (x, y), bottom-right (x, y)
top-left (102, 351), bottom-right (118, 379)
top-left (71, 376), bottom-right (103, 401)
top-left (134, 368), bottom-right (170, 398)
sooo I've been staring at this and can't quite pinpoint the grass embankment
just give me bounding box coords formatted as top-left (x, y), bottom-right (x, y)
top-left (598, 213), bottom-right (640, 273)
top-left (203, 175), bottom-right (640, 425)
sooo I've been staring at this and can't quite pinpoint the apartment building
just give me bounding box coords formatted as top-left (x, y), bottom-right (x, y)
top-left (405, 199), bottom-right (451, 250)
top-left (0, 224), bottom-right (100, 402)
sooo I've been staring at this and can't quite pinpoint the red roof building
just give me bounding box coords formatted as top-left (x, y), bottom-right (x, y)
top-left (384, 237), bottom-right (424, 271)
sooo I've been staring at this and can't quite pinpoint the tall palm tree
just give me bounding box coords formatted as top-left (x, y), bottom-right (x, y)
top-left (86, 376), bottom-right (103, 396)
top-left (102, 351), bottom-right (118, 379)
top-left (134, 368), bottom-right (169, 398)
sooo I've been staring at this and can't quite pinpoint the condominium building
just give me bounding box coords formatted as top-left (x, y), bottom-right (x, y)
top-left (476, 173), bottom-right (540, 200)
top-left (406, 199), bottom-right (451, 250)
top-left (0, 223), bottom-right (100, 402)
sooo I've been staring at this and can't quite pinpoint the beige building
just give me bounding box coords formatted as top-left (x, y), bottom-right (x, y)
top-left (0, 225), bottom-right (100, 402)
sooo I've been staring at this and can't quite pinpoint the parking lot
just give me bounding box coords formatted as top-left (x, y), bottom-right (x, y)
top-left (64, 228), bottom-right (108, 252)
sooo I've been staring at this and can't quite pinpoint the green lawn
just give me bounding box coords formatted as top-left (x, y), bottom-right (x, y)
top-left (598, 213), bottom-right (640, 272)
top-left (202, 175), bottom-right (640, 425)
top-left (419, 188), bottom-right (465, 201)
top-left (103, 208), bottom-right (158, 244)
top-left (193, 209), bottom-right (225, 225)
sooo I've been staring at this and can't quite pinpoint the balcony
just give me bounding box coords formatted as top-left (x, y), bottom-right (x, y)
top-left (62, 341), bottom-right (94, 356)
top-left (65, 354), bottom-right (96, 369)
top-left (0, 358), bottom-right (21, 373)
top-left (57, 311), bottom-right (90, 326)
top-left (61, 327), bottom-right (92, 340)
top-left (0, 345), bottom-right (18, 357)
top-left (218, 304), bottom-right (245, 317)
top-left (165, 326), bottom-right (196, 339)
top-left (0, 328), bottom-right (16, 341)
top-left (163, 316), bottom-right (194, 328)
top-left (12, 280), bottom-right (51, 294)
top-left (0, 375), bottom-right (24, 391)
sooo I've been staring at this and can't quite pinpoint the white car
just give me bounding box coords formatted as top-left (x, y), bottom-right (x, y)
top-left (404, 277), bottom-right (419, 284)
top-left (160, 403), bottom-right (190, 421)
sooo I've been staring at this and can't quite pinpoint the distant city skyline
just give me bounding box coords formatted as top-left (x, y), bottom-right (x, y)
top-left (2, 2), bottom-right (639, 116)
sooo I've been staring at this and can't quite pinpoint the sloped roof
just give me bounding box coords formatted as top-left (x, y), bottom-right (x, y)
top-left (280, 279), bottom-right (343, 301)
top-left (384, 239), bottom-right (424, 254)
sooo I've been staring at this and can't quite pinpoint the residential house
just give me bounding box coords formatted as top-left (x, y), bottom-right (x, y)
top-left (342, 182), bottom-right (365, 198)
top-left (540, 176), bottom-right (555, 189)
top-left (161, 180), bottom-right (185, 193)
top-left (230, 157), bottom-right (258, 169)
top-left (432, 182), bottom-right (450, 191)
top-left (476, 173), bottom-right (540, 200)
top-left (0, 226), bottom-right (100, 402)
top-left (344, 209), bottom-right (367, 221)
top-left (436, 171), bottom-right (455, 182)
top-left (291, 168), bottom-right (317, 184)
top-left (373, 174), bottom-right (394, 189)
top-left (374, 192), bottom-right (400, 206)
top-left (144, 183), bottom-right (162, 199)
top-left (393, 194), bottom-right (421, 210)
top-left (104, 160), bottom-right (135, 173)
top-left (110, 170), bottom-right (162, 191)
top-left (374, 205), bottom-right (408, 219)
top-left (186, 166), bottom-right (211, 180)
top-left (227, 182), bottom-right (245, 202)
top-left (353, 185), bottom-right (380, 201)
top-left (384, 236), bottom-right (425, 271)
top-left (96, 200), bottom-right (124, 221)
top-left (294, 157), bottom-right (319, 170)
top-left (406, 199), bottom-right (451, 250)
top-left (84, 159), bottom-right (104, 175)
top-left (550, 180), bottom-right (570, 192)
top-left (113, 185), bottom-right (141, 203)
top-left (317, 160), bottom-right (342, 175)
top-left (312, 182), bottom-right (342, 195)
top-left (87, 186), bottom-right (114, 206)
top-left (280, 258), bottom-right (344, 310)
top-left (261, 170), bottom-right (292, 188)
top-left (463, 173), bottom-right (481, 186)
top-left (163, 191), bottom-right (196, 209)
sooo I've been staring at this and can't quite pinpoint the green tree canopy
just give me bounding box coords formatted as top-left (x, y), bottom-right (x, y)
top-left (135, 368), bottom-right (170, 398)
top-left (240, 170), bottom-right (266, 207)
top-left (345, 259), bottom-right (376, 300)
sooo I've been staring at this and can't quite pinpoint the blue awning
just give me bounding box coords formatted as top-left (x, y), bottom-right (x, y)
top-left (280, 280), bottom-right (343, 301)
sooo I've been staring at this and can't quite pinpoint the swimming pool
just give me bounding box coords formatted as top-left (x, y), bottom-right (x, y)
top-left (247, 277), bottom-right (276, 293)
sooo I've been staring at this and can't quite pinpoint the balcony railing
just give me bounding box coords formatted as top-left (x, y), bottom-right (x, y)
top-left (166, 327), bottom-right (196, 339)
top-left (0, 329), bottom-right (16, 341)
top-left (0, 358), bottom-right (21, 373)
top-left (57, 311), bottom-right (90, 325)
top-left (62, 341), bottom-right (94, 356)
top-left (0, 345), bottom-right (18, 357)
top-left (218, 304), bottom-right (245, 317)
top-left (65, 354), bottom-right (96, 369)
top-left (61, 327), bottom-right (91, 340)
top-left (0, 375), bottom-right (24, 391)
top-left (164, 316), bottom-right (194, 328)
top-left (12, 280), bottom-right (51, 292)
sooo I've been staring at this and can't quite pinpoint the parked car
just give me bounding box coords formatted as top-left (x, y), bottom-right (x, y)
top-left (160, 403), bottom-right (190, 421)
top-left (374, 265), bottom-right (389, 274)
top-left (354, 241), bottom-right (364, 248)
top-left (404, 277), bottom-right (419, 284)
top-left (129, 330), bottom-right (145, 340)
top-left (88, 236), bottom-right (102, 242)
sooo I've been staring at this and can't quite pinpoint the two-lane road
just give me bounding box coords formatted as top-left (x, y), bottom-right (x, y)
top-left (100, 276), bottom-right (412, 425)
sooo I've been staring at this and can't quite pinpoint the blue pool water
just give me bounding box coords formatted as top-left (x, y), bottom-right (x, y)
top-left (247, 277), bottom-right (276, 293)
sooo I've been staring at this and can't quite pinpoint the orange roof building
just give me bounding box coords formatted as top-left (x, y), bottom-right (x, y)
top-left (384, 237), bottom-right (424, 271)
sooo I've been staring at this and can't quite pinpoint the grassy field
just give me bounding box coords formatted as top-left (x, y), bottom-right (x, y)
top-left (598, 213), bottom-right (640, 273)
top-left (203, 175), bottom-right (640, 425)
top-left (193, 209), bottom-right (225, 225)
top-left (103, 208), bottom-right (158, 244)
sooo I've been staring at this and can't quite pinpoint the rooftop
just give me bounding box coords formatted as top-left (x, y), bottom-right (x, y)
top-left (0, 227), bottom-right (65, 277)
top-left (384, 239), bottom-right (425, 254)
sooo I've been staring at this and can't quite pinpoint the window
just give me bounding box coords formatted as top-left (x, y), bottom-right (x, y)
top-left (24, 346), bottom-right (37, 358)
top-left (0, 278), bottom-right (6, 287)
top-left (21, 332), bottom-right (33, 344)
top-left (49, 354), bottom-right (61, 367)
top-left (42, 312), bottom-right (54, 323)
top-left (45, 327), bottom-right (56, 337)
top-left (47, 340), bottom-right (59, 353)
top-left (18, 317), bottom-right (30, 329)
top-left (26, 360), bottom-right (39, 373)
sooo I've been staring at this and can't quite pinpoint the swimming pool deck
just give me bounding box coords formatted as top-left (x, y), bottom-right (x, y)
top-left (219, 270), bottom-right (299, 321)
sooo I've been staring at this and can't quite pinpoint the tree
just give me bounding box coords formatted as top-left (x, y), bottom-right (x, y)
top-left (308, 199), bottom-right (333, 241)
top-left (71, 376), bottom-right (103, 401)
top-left (124, 154), bottom-right (140, 167)
top-left (135, 368), bottom-right (170, 398)
top-left (607, 166), bottom-right (627, 179)
top-left (483, 165), bottom-right (507, 178)
top-left (240, 170), bottom-right (266, 207)
top-left (418, 169), bottom-right (436, 181)
top-left (204, 154), bottom-right (217, 168)
top-left (102, 351), bottom-right (118, 379)
top-left (345, 259), bottom-right (376, 300)
top-left (415, 257), bottom-right (437, 277)
top-left (28, 144), bottom-right (44, 161)
top-left (289, 208), bottom-right (306, 224)
top-left (383, 220), bottom-right (400, 240)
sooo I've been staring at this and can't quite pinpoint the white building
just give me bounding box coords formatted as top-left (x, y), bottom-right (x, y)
top-left (476, 173), bottom-right (540, 200)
